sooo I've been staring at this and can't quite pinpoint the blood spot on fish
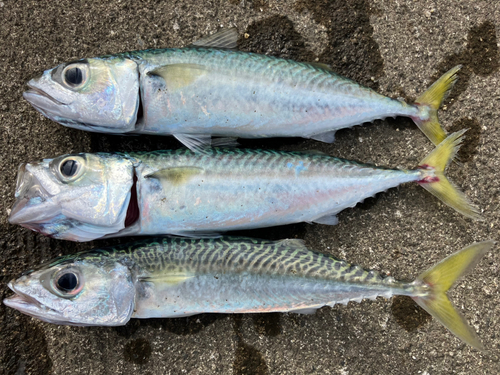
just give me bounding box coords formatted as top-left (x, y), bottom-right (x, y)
top-left (123, 338), bottom-right (152, 365)
top-left (252, 313), bottom-right (282, 337)
top-left (447, 117), bottom-right (481, 162)
top-left (233, 316), bottom-right (269, 375)
top-left (391, 296), bottom-right (431, 332)
top-left (293, 0), bottom-right (384, 89)
top-left (432, 21), bottom-right (499, 109)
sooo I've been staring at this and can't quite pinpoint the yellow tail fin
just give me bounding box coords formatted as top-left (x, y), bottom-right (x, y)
top-left (413, 65), bottom-right (462, 146)
top-left (417, 129), bottom-right (481, 220)
top-left (412, 240), bottom-right (495, 351)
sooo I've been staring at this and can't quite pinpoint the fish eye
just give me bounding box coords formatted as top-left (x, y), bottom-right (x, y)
top-left (50, 267), bottom-right (84, 298)
top-left (54, 155), bottom-right (85, 182)
top-left (62, 63), bottom-right (88, 89)
top-left (61, 159), bottom-right (78, 177)
top-left (56, 272), bottom-right (78, 292)
top-left (65, 67), bottom-right (83, 85)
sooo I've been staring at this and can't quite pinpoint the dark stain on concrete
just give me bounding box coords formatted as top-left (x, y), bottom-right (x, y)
top-left (115, 314), bottom-right (226, 338)
top-left (1, 314), bottom-right (53, 375)
top-left (433, 21), bottom-right (499, 108)
top-left (233, 315), bottom-right (269, 375)
top-left (355, 195), bottom-right (380, 211)
top-left (294, 0), bottom-right (384, 89)
top-left (123, 337), bottom-right (152, 365)
top-left (252, 313), bottom-right (282, 337)
top-left (238, 15), bottom-right (314, 61)
top-left (447, 117), bottom-right (482, 162)
top-left (391, 296), bottom-right (431, 332)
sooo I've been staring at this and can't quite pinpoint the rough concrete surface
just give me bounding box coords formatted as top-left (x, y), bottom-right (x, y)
top-left (0, 1), bottom-right (499, 374)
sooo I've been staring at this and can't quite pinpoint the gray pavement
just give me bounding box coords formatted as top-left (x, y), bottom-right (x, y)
top-left (0, 1), bottom-right (499, 374)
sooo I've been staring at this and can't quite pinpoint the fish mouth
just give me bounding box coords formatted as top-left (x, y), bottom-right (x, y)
top-left (8, 163), bottom-right (59, 225)
top-left (23, 81), bottom-right (67, 109)
top-left (3, 282), bottom-right (70, 324)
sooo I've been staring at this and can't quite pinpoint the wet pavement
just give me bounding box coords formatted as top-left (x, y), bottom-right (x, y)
top-left (0, 1), bottom-right (499, 374)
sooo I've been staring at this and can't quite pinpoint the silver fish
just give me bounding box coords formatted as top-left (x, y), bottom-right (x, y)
top-left (3, 237), bottom-right (494, 351)
top-left (24, 29), bottom-right (459, 151)
top-left (8, 131), bottom-right (479, 242)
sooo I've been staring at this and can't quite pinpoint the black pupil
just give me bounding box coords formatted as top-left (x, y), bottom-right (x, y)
top-left (65, 67), bottom-right (83, 86)
top-left (61, 160), bottom-right (78, 177)
top-left (57, 272), bottom-right (78, 291)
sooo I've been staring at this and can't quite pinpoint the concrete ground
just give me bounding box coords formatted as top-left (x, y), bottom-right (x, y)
top-left (0, 1), bottom-right (499, 374)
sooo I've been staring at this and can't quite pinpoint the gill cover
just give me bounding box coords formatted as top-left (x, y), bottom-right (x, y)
top-left (23, 57), bottom-right (140, 133)
top-left (4, 258), bottom-right (136, 326)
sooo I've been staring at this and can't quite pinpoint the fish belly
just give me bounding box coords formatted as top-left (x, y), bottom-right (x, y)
top-left (137, 49), bottom-right (418, 138)
top-left (132, 273), bottom-right (398, 318)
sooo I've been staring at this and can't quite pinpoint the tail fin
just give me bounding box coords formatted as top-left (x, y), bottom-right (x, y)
top-left (412, 240), bottom-right (495, 350)
top-left (417, 129), bottom-right (481, 219)
top-left (413, 65), bottom-right (462, 146)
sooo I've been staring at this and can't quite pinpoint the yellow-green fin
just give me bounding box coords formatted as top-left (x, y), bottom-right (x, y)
top-left (145, 167), bottom-right (204, 186)
top-left (148, 64), bottom-right (208, 91)
top-left (413, 65), bottom-right (462, 146)
top-left (417, 130), bottom-right (481, 220)
top-left (413, 240), bottom-right (495, 351)
top-left (141, 271), bottom-right (194, 286)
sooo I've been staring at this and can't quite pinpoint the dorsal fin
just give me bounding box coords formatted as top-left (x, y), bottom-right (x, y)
top-left (189, 28), bottom-right (239, 49)
top-left (274, 238), bottom-right (307, 249)
top-left (309, 62), bottom-right (332, 71)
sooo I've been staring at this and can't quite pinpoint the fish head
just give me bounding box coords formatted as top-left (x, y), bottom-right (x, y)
top-left (23, 57), bottom-right (140, 133)
top-left (4, 255), bottom-right (136, 326)
top-left (8, 153), bottom-right (136, 241)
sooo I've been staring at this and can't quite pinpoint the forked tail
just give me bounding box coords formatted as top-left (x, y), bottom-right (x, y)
top-left (412, 240), bottom-right (495, 350)
top-left (412, 66), bottom-right (462, 146)
top-left (417, 129), bottom-right (481, 219)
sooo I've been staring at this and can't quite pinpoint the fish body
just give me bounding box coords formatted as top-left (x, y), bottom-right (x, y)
top-left (8, 131), bottom-right (478, 242)
top-left (23, 29), bottom-right (458, 150)
top-left (4, 237), bottom-right (493, 350)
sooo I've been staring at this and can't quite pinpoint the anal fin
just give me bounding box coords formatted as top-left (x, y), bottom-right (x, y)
top-left (289, 307), bottom-right (319, 315)
top-left (310, 131), bottom-right (336, 143)
top-left (312, 214), bottom-right (338, 226)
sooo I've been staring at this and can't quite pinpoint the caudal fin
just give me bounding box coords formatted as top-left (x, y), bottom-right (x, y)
top-left (417, 129), bottom-right (481, 219)
top-left (413, 66), bottom-right (462, 146)
top-left (412, 240), bottom-right (495, 350)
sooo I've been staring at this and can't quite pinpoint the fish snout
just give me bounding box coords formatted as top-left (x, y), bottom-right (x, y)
top-left (9, 165), bottom-right (57, 225)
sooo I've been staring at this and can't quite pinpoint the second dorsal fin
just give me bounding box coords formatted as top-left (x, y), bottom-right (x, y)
top-left (189, 28), bottom-right (239, 49)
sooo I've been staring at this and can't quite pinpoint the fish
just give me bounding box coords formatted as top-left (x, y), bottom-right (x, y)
top-left (3, 236), bottom-right (494, 350)
top-left (8, 131), bottom-right (479, 242)
top-left (23, 28), bottom-right (459, 151)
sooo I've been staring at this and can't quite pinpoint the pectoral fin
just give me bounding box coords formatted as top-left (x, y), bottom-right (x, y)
top-left (141, 272), bottom-right (194, 286)
top-left (173, 133), bottom-right (212, 153)
top-left (145, 167), bottom-right (204, 186)
top-left (147, 64), bottom-right (208, 91)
